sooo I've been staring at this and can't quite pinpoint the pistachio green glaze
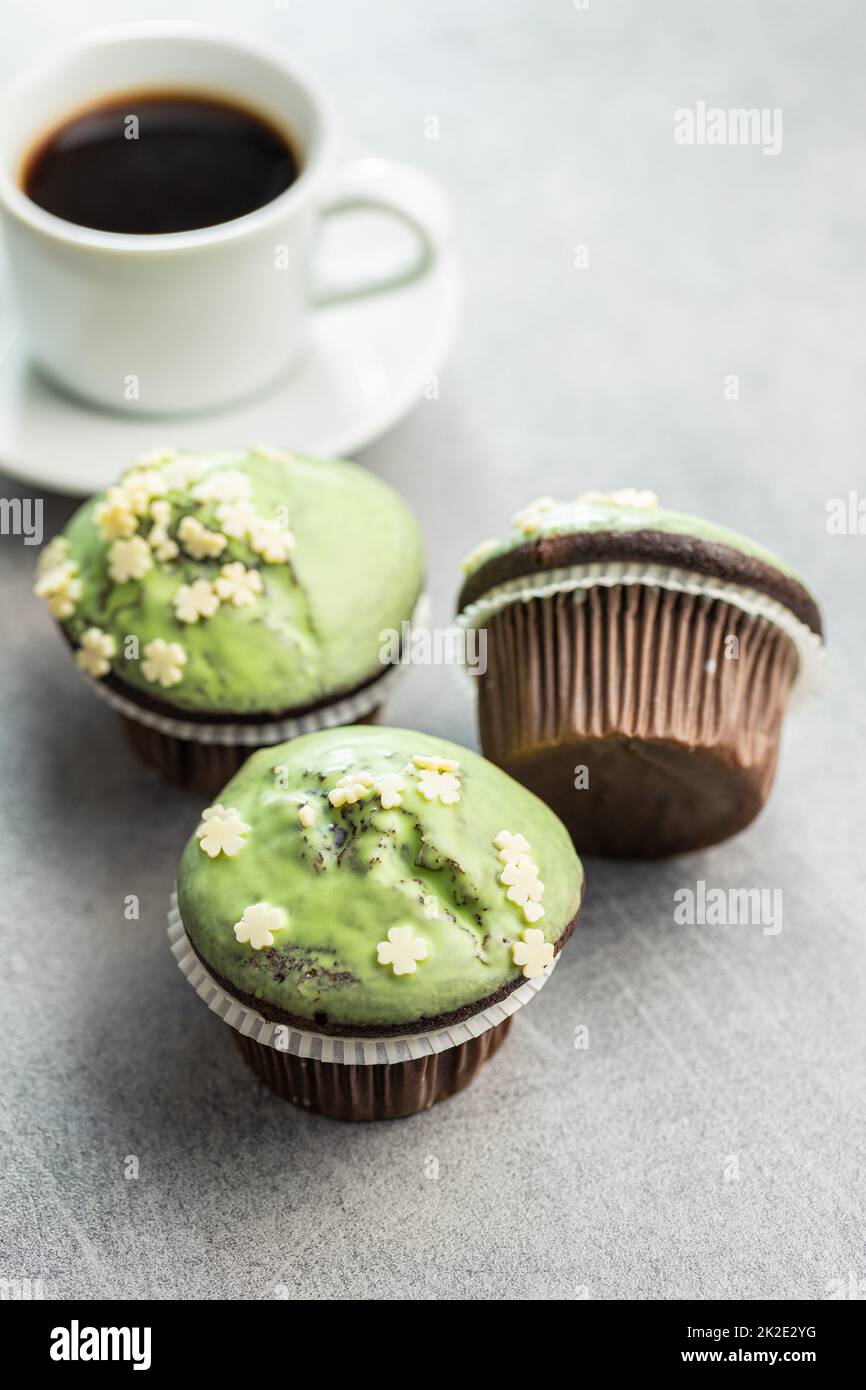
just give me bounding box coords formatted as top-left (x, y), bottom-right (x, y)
top-left (461, 494), bottom-right (805, 586)
top-left (177, 726), bottom-right (584, 1030)
top-left (50, 449), bottom-right (424, 714)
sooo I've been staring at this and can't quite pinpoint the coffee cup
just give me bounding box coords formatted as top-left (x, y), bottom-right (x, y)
top-left (0, 22), bottom-right (449, 416)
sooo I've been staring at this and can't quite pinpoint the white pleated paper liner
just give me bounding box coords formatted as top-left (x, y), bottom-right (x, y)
top-left (167, 892), bottom-right (557, 1067)
top-left (79, 592), bottom-right (432, 746)
top-left (87, 664), bottom-right (399, 746)
top-left (454, 560), bottom-right (827, 706)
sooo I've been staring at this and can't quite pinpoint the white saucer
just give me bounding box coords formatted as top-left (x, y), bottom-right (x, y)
top-left (0, 196), bottom-right (460, 497)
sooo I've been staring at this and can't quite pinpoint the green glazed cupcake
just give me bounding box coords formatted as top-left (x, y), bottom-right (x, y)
top-left (456, 490), bottom-right (825, 858)
top-left (34, 445), bottom-right (425, 793)
top-left (171, 725), bottom-right (585, 1121)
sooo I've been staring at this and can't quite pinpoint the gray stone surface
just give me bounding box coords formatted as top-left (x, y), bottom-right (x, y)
top-left (1, 0), bottom-right (864, 1301)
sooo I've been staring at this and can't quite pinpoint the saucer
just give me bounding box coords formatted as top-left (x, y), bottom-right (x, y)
top-left (0, 189), bottom-right (460, 497)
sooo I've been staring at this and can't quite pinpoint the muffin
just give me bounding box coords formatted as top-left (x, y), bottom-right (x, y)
top-left (170, 725), bottom-right (585, 1121)
top-left (34, 446), bottom-right (425, 793)
top-left (456, 490), bottom-right (825, 858)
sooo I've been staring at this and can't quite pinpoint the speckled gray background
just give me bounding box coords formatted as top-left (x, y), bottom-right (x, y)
top-left (1, 0), bottom-right (865, 1301)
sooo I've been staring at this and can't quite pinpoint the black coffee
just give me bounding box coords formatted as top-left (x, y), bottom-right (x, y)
top-left (23, 91), bottom-right (299, 234)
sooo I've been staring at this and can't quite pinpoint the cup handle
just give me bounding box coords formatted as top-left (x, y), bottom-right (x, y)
top-left (311, 156), bottom-right (451, 306)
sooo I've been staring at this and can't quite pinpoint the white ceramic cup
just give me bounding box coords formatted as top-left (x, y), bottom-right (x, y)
top-left (0, 22), bottom-right (449, 416)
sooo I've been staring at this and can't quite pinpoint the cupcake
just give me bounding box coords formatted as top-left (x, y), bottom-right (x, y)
top-left (456, 491), bottom-right (825, 858)
top-left (34, 446), bottom-right (425, 794)
top-left (170, 725), bottom-right (584, 1121)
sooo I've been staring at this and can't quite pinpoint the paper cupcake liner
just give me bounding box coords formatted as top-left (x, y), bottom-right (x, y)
top-left (168, 895), bottom-right (555, 1119)
top-left (230, 1020), bottom-right (512, 1121)
top-left (473, 582), bottom-right (799, 857)
top-left (167, 895), bottom-right (554, 1062)
top-left (85, 651), bottom-right (399, 745)
top-left (85, 590), bottom-right (432, 747)
top-left (77, 592), bottom-right (431, 793)
top-left (118, 697), bottom-right (385, 795)
top-left (455, 560), bottom-right (826, 705)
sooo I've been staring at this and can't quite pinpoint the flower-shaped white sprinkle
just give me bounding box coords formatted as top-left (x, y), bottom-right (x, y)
top-left (252, 443), bottom-right (293, 463)
top-left (162, 454), bottom-right (204, 491)
top-left (151, 533), bottom-right (179, 562)
top-left (233, 902), bottom-right (288, 950)
top-left (120, 467), bottom-right (167, 515)
top-left (174, 578), bottom-right (220, 624)
top-left (375, 773), bottom-right (406, 809)
top-left (249, 518), bottom-right (296, 564)
top-left (416, 767), bottom-right (461, 805)
top-left (94, 487), bottom-right (138, 541)
top-left (147, 499), bottom-right (180, 562)
top-left (33, 562), bottom-right (82, 619)
top-left (75, 627), bottom-right (116, 679)
top-left (135, 447), bottom-right (177, 467)
top-left (178, 516), bottom-right (227, 560)
top-left (142, 638), bottom-right (187, 688)
top-left (461, 538), bottom-right (499, 573)
top-left (214, 561), bottom-right (264, 607)
top-left (577, 488), bottom-right (658, 510)
top-left (191, 470), bottom-right (253, 504)
top-left (196, 804), bottom-right (250, 858)
top-left (298, 803), bottom-right (316, 828)
top-left (412, 753), bottom-right (460, 773)
top-left (376, 926), bottom-right (429, 976)
top-left (512, 928), bottom-right (554, 979)
top-left (215, 499), bottom-right (258, 540)
top-left (36, 536), bottom-right (69, 575)
top-left (328, 771), bottom-right (374, 807)
top-left (494, 830), bottom-right (532, 864)
top-left (513, 496), bottom-right (556, 535)
top-left (108, 535), bottom-right (152, 583)
top-left (499, 859), bottom-right (545, 922)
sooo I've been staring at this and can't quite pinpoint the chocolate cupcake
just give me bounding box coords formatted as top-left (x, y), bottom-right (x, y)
top-left (170, 725), bottom-right (585, 1121)
top-left (456, 490), bottom-right (825, 858)
top-left (34, 446), bottom-right (425, 794)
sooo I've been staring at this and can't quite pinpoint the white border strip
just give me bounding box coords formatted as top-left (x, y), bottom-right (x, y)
top-left (455, 561), bottom-right (827, 704)
top-left (167, 892), bottom-right (556, 1066)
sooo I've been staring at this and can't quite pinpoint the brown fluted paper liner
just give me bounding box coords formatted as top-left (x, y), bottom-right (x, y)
top-left (233, 1018), bottom-right (512, 1122)
top-left (168, 898), bottom-right (555, 1122)
top-left (477, 584), bottom-right (798, 857)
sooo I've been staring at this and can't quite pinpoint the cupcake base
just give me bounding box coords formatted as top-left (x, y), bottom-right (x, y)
top-left (62, 612), bottom-right (423, 795)
top-left (233, 1017), bottom-right (512, 1122)
top-left (477, 584), bottom-right (798, 857)
top-left (168, 896), bottom-right (558, 1123)
top-left (506, 735), bottom-right (772, 858)
top-left (121, 707), bottom-right (380, 796)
